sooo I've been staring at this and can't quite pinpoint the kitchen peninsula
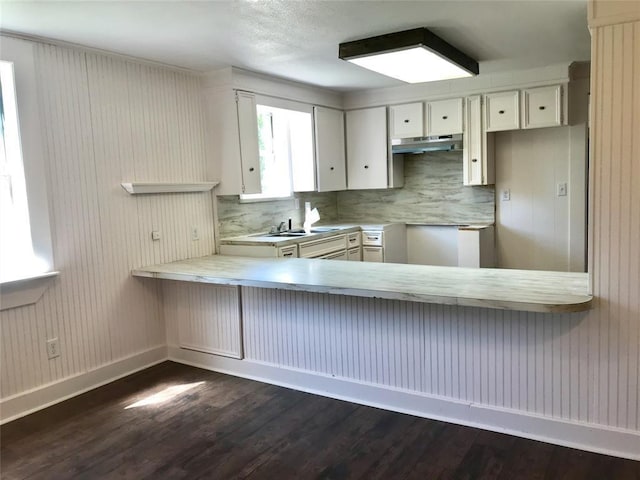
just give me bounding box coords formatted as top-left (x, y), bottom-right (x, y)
top-left (133, 255), bottom-right (591, 313)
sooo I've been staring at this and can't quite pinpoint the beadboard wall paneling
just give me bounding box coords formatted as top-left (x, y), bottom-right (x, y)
top-left (589, 20), bottom-right (640, 430)
top-left (240, 288), bottom-right (596, 422)
top-left (163, 281), bottom-right (242, 358)
top-left (0, 39), bottom-right (213, 401)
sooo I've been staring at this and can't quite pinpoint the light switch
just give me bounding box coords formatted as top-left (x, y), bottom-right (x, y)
top-left (501, 188), bottom-right (511, 201)
top-left (557, 182), bottom-right (568, 196)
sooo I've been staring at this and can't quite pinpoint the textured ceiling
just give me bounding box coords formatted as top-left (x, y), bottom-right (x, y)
top-left (0, 1), bottom-right (591, 91)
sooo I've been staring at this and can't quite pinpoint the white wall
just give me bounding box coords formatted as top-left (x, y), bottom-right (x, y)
top-left (0, 38), bottom-right (214, 419)
top-left (495, 125), bottom-right (587, 271)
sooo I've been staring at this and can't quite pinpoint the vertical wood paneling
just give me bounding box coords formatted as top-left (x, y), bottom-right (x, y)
top-left (0, 39), bottom-right (214, 399)
top-left (163, 282), bottom-right (241, 358)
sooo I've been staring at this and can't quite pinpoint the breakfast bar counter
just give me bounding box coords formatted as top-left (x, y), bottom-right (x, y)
top-left (133, 255), bottom-right (592, 314)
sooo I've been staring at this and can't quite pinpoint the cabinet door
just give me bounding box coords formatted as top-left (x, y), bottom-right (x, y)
top-left (485, 91), bottom-right (520, 132)
top-left (389, 102), bottom-right (423, 138)
top-left (522, 85), bottom-right (563, 129)
top-left (177, 284), bottom-right (243, 359)
top-left (348, 247), bottom-right (362, 261)
top-left (362, 246), bottom-right (384, 263)
top-left (314, 106), bottom-right (347, 192)
top-left (236, 91), bottom-right (262, 194)
top-left (426, 98), bottom-right (463, 135)
top-left (463, 95), bottom-right (495, 186)
top-left (346, 107), bottom-right (389, 190)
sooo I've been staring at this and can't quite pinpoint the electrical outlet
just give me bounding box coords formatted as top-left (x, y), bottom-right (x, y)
top-left (151, 230), bottom-right (161, 241)
top-left (501, 188), bottom-right (511, 201)
top-left (294, 198), bottom-right (300, 210)
top-left (191, 225), bottom-right (199, 241)
top-left (46, 338), bottom-right (60, 359)
top-left (557, 182), bottom-right (568, 196)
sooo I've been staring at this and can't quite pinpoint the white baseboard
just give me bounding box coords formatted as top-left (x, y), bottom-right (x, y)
top-left (169, 346), bottom-right (640, 461)
top-left (0, 346), bottom-right (168, 424)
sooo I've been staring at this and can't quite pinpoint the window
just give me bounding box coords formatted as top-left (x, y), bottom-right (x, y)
top-left (0, 61), bottom-right (41, 281)
top-left (0, 37), bottom-right (54, 289)
top-left (240, 97), bottom-right (314, 201)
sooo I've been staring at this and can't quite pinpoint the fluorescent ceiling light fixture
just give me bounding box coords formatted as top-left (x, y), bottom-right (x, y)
top-left (339, 27), bottom-right (479, 84)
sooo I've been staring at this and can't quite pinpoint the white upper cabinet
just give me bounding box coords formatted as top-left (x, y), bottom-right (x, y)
top-left (346, 107), bottom-right (389, 190)
top-left (235, 91), bottom-right (262, 194)
top-left (389, 102), bottom-right (424, 139)
top-left (485, 90), bottom-right (520, 132)
top-left (463, 95), bottom-right (495, 186)
top-left (314, 106), bottom-right (346, 192)
top-left (522, 85), bottom-right (563, 129)
top-left (203, 88), bottom-right (260, 195)
top-left (426, 97), bottom-right (463, 135)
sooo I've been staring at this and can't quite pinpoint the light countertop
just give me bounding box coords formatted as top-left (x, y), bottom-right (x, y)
top-left (132, 255), bottom-right (592, 314)
top-left (220, 225), bottom-right (360, 247)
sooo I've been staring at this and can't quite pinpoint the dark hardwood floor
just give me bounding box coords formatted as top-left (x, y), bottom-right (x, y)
top-left (1, 361), bottom-right (638, 479)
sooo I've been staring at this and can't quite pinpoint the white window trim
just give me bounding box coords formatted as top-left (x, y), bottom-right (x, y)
top-left (1, 36), bottom-right (56, 309)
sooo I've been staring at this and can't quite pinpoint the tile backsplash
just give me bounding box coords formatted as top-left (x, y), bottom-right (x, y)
top-left (338, 151), bottom-right (494, 225)
top-left (217, 192), bottom-right (338, 238)
top-left (217, 151), bottom-right (495, 237)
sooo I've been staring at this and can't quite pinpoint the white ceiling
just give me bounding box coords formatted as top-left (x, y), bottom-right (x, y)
top-left (0, 1), bottom-right (591, 91)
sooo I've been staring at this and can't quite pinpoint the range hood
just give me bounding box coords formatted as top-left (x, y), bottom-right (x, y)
top-left (391, 134), bottom-right (462, 154)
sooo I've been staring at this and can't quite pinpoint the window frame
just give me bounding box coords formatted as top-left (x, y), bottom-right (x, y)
top-left (239, 94), bottom-right (315, 202)
top-left (0, 36), bottom-right (57, 309)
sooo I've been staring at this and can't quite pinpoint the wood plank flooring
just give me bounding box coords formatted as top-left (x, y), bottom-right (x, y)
top-left (1, 362), bottom-right (638, 479)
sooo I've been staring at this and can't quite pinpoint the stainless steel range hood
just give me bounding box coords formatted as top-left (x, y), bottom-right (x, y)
top-left (391, 134), bottom-right (462, 154)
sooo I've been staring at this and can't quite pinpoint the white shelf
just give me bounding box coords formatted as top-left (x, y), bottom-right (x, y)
top-left (121, 182), bottom-right (218, 195)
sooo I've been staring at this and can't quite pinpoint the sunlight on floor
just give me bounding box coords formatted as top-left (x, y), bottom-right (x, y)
top-left (125, 381), bottom-right (205, 409)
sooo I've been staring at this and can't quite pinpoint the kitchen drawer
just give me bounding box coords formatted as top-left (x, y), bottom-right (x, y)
top-left (320, 250), bottom-right (349, 260)
top-left (278, 245), bottom-right (298, 258)
top-left (347, 231), bottom-right (361, 248)
top-left (362, 231), bottom-right (383, 246)
top-left (299, 234), bottom-right (347, 258)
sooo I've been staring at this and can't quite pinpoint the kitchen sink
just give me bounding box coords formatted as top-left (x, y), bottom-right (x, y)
top-left (248, 227), bottom-right (340, 238)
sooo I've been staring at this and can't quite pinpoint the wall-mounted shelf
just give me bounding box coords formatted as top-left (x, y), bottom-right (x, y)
top-left (121, 182), bottom-right (219, 195)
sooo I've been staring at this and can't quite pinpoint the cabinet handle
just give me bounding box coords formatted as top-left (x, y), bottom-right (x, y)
top-left (472, 158), bottom-right (478, 163)
top-left (364, 165), bottom-right (369, 169)
top-left (249, 167), bottom-right (255, 172)
top-left (330, 167), bottom-right (334, 171)
top-left (283, 252), bottom-right (293, 257)
top-left (498, 110), bottom-right (505, 114)
top-left (539, 105), bottom-right (546, 110)
top-left (403, 119), bottom-right (410, 123)
top-left (442, 115), bottom-right (448, 120)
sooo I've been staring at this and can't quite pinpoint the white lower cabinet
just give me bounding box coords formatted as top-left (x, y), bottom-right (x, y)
top-left (299, 234), bottom-right (347, 258)
top-left (348, 247), bottom-right (361, 261)
top-left (362, 246), bottom-right (384, 263)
